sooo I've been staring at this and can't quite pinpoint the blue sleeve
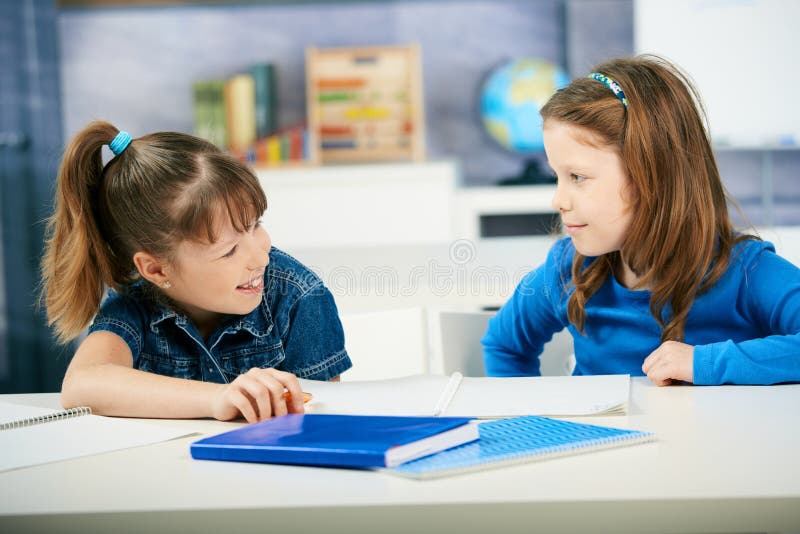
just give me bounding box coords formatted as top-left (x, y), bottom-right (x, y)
top-left (482, 239), bottom-right (571, 376)
top-left (87, 290), bottom-right (145, 361)
top-left (281, 282), bottom-right (352, 381)
top-left (693, 247), bottom-right (800, 385)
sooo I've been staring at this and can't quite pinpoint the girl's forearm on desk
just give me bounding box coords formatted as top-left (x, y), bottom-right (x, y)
top-left (61, 363), bottom-right (223, 419)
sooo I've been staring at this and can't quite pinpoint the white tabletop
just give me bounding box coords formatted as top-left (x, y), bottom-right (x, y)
top-left (2, 378), bottom-right (799, 533)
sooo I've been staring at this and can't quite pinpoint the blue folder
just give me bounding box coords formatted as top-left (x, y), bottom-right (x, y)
top-left (390, 415), bottom-right (655, 479)
top-left (190, 414), bottom-right (477, 469)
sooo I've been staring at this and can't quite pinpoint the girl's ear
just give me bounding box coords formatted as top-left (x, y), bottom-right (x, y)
top-left (621, 173), bottom-right (638, 207)
top-left (133, 251), bottom-right (171, 287)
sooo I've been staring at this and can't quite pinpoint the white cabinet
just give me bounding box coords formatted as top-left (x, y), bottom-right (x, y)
top-left (256, 161), bottom-right (459, 249)
top-left (256, 161), bottom-right (558, 248)
top-left (455, 184), bottom-right (557, 239)
top-left (255, 161), bottom-right (561, 314)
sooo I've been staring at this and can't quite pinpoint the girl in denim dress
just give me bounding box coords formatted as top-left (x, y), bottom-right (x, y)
top-left (41, 121), bottom-right (351, 422)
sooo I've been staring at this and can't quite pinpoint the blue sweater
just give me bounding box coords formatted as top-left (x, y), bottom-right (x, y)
top-left (482, 237), bottom-right (800, 385)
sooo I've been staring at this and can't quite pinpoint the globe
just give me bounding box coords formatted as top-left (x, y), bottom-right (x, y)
top-left (480, 58), bottom-right (570, 153)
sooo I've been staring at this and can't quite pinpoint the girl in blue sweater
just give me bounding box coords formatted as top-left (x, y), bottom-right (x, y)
top-left (482, 56), bottom-right (800, 386)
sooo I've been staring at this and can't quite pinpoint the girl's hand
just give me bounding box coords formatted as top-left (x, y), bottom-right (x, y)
top-left (642, 341), bottom-right (694, 386)
top-left (211, 368), bottom-right (305, 423)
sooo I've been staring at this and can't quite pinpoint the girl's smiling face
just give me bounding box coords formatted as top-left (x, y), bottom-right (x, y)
top-left (165, 213), bottom-right (271, 336)
top-left (544, 119), bottom-right (633, 258)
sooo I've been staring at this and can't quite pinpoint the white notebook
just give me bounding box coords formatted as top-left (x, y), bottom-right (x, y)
top-left (0, 402), bottom-right (194, 472)
top-left (300, 373), bottom-right (630, 418)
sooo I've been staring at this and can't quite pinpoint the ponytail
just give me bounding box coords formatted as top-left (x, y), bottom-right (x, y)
top-left (40, 121), bottom-right (121, 343)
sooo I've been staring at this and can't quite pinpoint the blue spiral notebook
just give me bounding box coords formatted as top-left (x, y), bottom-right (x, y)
top-left (389, 415), bottom-right (655, 479)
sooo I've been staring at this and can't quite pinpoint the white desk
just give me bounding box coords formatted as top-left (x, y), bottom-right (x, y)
top-left (1, 379), bottom-right (799, 534)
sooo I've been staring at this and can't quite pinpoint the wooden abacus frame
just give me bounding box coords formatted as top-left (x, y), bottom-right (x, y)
top-left (306, 44), bottom-right (426, 164)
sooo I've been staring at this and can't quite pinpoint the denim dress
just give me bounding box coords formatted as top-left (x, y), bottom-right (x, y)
top-left (88, 247), bottom-right (352, 382)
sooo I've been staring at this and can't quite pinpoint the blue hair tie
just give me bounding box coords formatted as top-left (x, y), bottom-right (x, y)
top-left (109, 131), bottom-right (132, 155)
top-left (588, 72), bottom-right (628, 108)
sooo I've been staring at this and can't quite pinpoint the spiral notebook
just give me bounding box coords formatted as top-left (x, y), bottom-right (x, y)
top-left (0, 401), bottom-right (193, 472)
top-left (388, 415), bottom-right (655, 479)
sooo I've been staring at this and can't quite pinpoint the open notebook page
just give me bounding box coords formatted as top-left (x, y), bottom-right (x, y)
top-left (443, 374), bottom-right (630, 417)
top-left (0, 402), bottom-right (57, 426)
top-left (0, 402), bottom-right (194, 472)
top-left (299, 375), bottom-right (454, 416)
top-left (299, 374), bottom-right (629, 418)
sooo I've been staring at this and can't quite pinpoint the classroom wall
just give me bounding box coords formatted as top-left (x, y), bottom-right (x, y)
top-left (57, 0), bottom-right (800, 222)
top-left (635, 0), bottom-right (799, 148)
top-left (58, 0), bottom-right (630, 187)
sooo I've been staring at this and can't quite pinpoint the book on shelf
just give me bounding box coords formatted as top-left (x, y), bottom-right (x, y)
top-left (192, 80), bottom-right (211, 141)
top-left (251, 62), bottom-right (278, 139)
top-left (224, 73), bottom-right (257, 154)
top-left (190, 414), bottom-right (478, 469)
top-left (389, 415), bottom-right (655, 479)
top-left (257, 123), bottom-right (313, 167)
top-left (207, 80), bottom-right (227, 149)
top-left (299, 373), bottom-right (631, 418)
top-left (0, 402), bottom-right (193, 472)
top-left (192, 79), bottom-right (227, 149)
top-left (193, 61), bottom-right (314, 167)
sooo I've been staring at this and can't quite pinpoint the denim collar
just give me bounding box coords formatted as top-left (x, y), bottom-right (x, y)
top-left (149, 293), bottom-right (274, 338)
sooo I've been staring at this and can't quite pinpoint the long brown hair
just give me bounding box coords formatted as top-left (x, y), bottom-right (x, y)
top-left (40, 121), bottom-right (267, 343)
top-left (541, 55), bottom-right (751, 342)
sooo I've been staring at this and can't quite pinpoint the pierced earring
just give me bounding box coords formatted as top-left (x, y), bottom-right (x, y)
top-left (161, 281), bottom-right (172, 289)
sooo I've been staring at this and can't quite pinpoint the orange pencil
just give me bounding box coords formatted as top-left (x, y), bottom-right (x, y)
top-left (282, 390), bottom-right (313, 404)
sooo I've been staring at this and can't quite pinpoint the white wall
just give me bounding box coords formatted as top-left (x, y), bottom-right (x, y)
top-left (635, 0), bottom-right (800, 147)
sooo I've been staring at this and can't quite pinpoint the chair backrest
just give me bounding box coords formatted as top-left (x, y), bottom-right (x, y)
top-left (429, 310), bottom-right (575, 377)
top-left (338, 307), bottom-right (429, 381)
top-left (429, 310), bottom-right (493, 377)
top-left (540, 329), bottom-right (575, 376)
top-left (339, 307), bottom-right (576, 381)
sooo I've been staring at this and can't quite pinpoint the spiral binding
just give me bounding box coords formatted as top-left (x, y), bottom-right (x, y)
top-left (0, 406), bottom-right (92, 430)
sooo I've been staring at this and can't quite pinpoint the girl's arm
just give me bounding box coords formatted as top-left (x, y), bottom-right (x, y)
top-left (482, 241), bottom-right (570, 376)
top-left (693, 248), bottom-right (800, 385)
top-left (61, 331), bottom-right (305, 421)
top-left (647, 246), bottom-right (800, 386)
top-left (282, 284), bottom-right (352, 381)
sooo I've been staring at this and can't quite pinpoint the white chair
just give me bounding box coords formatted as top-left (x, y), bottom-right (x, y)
top-left (540, 329), bottom-right (575, 376)
top-left (338, 307), bottom-right (429, 381)
top-left (339, 307), bottom-right (575, 381)
top-left (428, 310), bottom-right (575, 377)
top-left (428, 310), bottom-right (493, 377)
